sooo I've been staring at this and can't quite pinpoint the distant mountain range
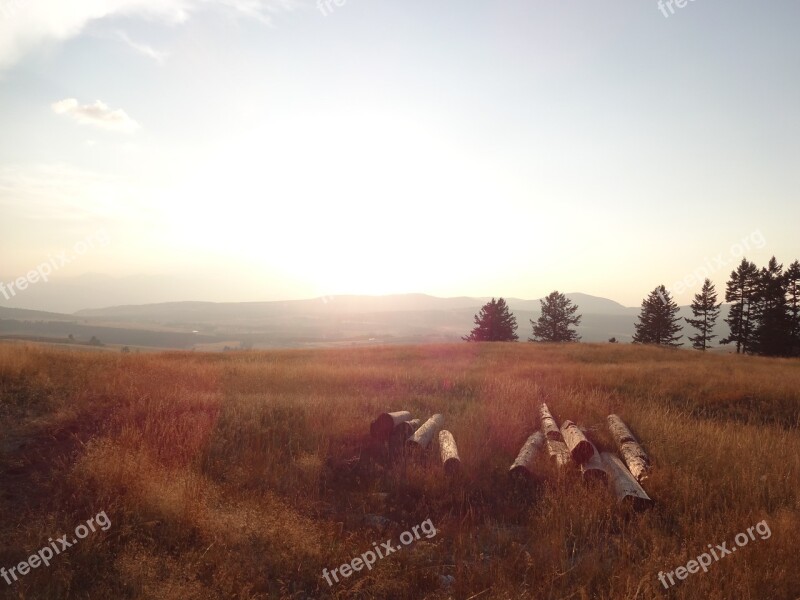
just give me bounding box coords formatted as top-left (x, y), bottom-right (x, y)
top-left (0, 293), bottom-right (732, 351)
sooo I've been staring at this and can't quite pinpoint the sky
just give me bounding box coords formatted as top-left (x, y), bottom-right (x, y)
top-left (1, 0), bottom-right (799, 311)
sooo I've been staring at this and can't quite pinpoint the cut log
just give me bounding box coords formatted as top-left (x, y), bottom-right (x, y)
top-left (407, 414), bottom-right (444, 450)
top-left (370, 411), bottom-right (412, 441)
top-left (601, 452), bottom-right (653, 510)
top-left (619, 442), bottom-right (649, 482)
top-left (546, 439), bottom-right (572, 467)
top-left (607, 414), bottom-right (636, 444)
top-left (560, 420), bottom-right (594, 464)
top-left (388, 418), bottom-right (422, 454)
top-left (397, 418), bottom-right (421, 439)
top-left (606, 414), bottom-right (650, 481)
top-left (438, 430), bottom-right (461, 475)
top-left (509, 431), bottom-right (545, 478)
top-left (580, 442), bottom-right (607, 483)
top-left (539, 403), bottom-right (563, 441)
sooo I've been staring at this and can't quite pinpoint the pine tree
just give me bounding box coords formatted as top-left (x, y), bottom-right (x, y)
top-left (463, 297), bottom-right (518, 342)
top-left (632, 285), bottom-right (683, 347)
top-left (720, 259), bottom-right (760, 354)
top-left (529, 291), bottom-right (582, 342)
top-left (753, 257), bottom-right (793, 357)
top-left (786, 260), bottom-right (800, 356)
top-left (685, 278), bottom-right (721, 351)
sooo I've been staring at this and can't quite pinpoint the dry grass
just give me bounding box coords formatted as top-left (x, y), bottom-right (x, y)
top-left (0, 342), bottom-right (798, 599)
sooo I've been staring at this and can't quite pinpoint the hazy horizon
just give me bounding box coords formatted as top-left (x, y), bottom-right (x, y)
top-left (2, 1), bottom-right (799, 311)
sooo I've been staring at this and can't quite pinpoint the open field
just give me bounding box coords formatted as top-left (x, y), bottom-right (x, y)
top-left (0, 342), bottom-right (798, 599)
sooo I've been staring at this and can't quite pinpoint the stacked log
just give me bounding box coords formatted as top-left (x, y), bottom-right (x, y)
top-left (580, 442), bottom-right (607, 483)
top-left (601, 452), bottom-right (653, 510)
top-left (509, 432), bottom-right (545, 479)
top-left (539, 403), bottom-right (562, 440)
top-left (560, 420), bottom-right (595, 464)
top-left (407, 414), bottom-right (445, 450)
top-left (607, 414), bottom-right (650, 481)
top-left (399, 418), bottom-right (422, 439)
top-left (371, 411), bottom-right (412, 441)
top-left (388, 418), bottom-right (422, 454)
top-left (438, 430), bottom-right (461, 475)
top-left (546, 439), bottom-right (572, 467)
top-left (539, 403), bottom-right (571, 467)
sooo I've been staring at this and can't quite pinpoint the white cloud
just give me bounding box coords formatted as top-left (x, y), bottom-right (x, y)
top-left (116, 30), bottom-right (167, 64)
top-left (0, 0), bottom-right (299, 70)
top-left (52, 98), bottom-right (141, 134)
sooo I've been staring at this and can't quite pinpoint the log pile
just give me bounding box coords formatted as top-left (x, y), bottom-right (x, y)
top-left (369, 411), bottom-right (463, 473)
top-left (365, 407), bottom-right (654, 509)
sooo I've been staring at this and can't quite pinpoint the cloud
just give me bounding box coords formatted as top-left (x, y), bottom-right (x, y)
top-left (52, 98), bottom-right (141, 134)
top-left (116, 30), bottom-right (168, 64)
top-left (0, 0), bottom-right (299, 70)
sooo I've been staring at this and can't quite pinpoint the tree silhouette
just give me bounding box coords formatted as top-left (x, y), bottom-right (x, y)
top-left (786, 260), bottom-right (800, 356)
top-left (632, 285), bottom-right (683, 347)
top-left (753, 256), bottom-right (793, 357)
top-left (463, 298), bottom-right (518, 342)
top-left (685, 278), bottom-right (721, 351)
top-left (721, 259), bottom-right (760, 354)
top-left (530, 291), bottom-right (582, 342)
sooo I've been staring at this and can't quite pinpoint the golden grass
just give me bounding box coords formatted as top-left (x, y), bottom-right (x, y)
top-left (0, 342), bottom-right (798, 599)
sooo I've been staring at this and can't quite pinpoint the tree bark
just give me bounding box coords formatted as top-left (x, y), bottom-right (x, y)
top-left (546, 439), bottom-right (572, 467)
top-left (601, 452), bottom-right (653, 510)
top-left (438, 430), bottom-right (461, 475)
top-left (509, 431), bottom-right (545, 478)
top-left (407, 414), bottom-right (445, 450)
top-left (606, 414), bottom-right (650, 481)
top-left (539, 403), bottom-right (563, 441)
top-left (560, 420), bottom-right (594, 464)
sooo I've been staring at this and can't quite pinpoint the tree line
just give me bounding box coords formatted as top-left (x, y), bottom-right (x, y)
top-left (463, 256), bottom-right (800, 357)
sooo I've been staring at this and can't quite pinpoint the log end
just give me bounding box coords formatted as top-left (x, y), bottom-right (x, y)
top-left (371, 411), bottom-right (412, 441)
top-left (581, 466), bottom-right (608, 484)
top-left (571, 440), bottom-right (595, 465)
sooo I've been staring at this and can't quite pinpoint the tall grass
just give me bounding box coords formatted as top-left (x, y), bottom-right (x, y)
top-left (0, 342), bottom-right (798, 599)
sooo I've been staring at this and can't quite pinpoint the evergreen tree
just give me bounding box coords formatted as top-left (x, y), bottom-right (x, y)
top-left (632, 285), bottom-right (683, 347)
top-left (463, 297), bottom-right (518, 342)
top-left (786, 260), bottom-right (800, 356)
top-left (720, 259), bottom-right (760, 354)
top-left (529, 291), bottom-right (582, 342)
top-left (685, 278), bottom-right (721, 351)
top-left (753, 256), bottom-right (793, 357)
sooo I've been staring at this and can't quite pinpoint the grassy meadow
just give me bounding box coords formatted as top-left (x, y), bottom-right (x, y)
top-left (0, 342), bottom-right (798, 599)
